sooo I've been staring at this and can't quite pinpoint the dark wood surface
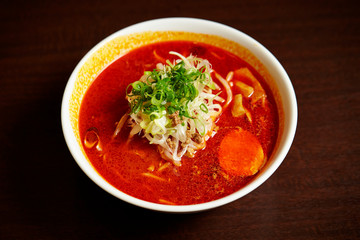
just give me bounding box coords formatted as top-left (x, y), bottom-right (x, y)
top-left (1, 0), bottom-right (359, 239)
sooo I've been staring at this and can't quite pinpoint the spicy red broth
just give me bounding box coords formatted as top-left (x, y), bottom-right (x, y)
top-left (79, 41), bottom-right (279, 205)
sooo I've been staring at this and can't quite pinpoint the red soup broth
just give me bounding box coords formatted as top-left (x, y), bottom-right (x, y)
top-left (79, 41), bottom-right (279, 205)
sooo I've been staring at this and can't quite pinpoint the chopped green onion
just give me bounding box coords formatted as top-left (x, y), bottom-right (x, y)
top-left (126, 52), bottom-right (214, 121)
top-left (200, 103), bottom-right (209, 113)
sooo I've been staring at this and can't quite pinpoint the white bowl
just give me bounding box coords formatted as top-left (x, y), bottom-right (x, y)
top-left (61, 17), bottom-right (297, 213)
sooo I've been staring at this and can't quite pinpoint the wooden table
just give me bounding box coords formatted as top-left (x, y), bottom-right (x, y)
top-left (1, 0), bottom-right (359, 239)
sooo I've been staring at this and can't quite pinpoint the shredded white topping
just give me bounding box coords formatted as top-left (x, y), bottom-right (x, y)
top-left (125, 52), bottom-right (222, 165)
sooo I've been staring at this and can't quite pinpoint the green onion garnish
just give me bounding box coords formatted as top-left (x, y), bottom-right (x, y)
top-left (127, 55), bottom-right (212, 120)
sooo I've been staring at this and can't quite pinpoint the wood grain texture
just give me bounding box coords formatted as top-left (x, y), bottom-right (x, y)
top-left (0, 0), bottom-right (359, 239)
